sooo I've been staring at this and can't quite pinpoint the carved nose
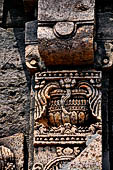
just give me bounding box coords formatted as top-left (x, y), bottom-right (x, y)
top-left (53, 22), bottom-right (76, 39)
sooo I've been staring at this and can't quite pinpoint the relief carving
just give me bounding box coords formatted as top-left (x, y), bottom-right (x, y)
top-left (0, 133), bottom-right (24, 170)
top-left (33, 70), bottom-right (102, 170)
top-left (0, 145), bottom-right (16, 170)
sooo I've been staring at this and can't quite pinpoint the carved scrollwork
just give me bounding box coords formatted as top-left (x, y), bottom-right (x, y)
top-left (35, 82), bottom-right (60, 121)
top-left (43, 156), bottom-right (74, 170)
top-left (32, 163), bottom-right (43, 170)
top-left (78, 81), bottom-right (101, 120)
top-left (35, 71), bottom-right (101, 127)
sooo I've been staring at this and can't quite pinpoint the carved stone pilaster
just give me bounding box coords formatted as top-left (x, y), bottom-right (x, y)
top-left (24, 1), bottom-right (103, 169)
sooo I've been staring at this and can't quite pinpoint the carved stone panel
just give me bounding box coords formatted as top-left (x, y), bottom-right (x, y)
top-left (33, 70), bottom-right (102, 170)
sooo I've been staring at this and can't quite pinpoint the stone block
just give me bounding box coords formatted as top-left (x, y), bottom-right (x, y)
top-left (25, 23), bottom-right (94, 71)
top-left (37, 24), bottom-right (94, 66)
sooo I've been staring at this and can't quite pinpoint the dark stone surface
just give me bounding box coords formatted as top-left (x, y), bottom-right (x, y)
top-left (96, 12), bottom-right (113, 40)
top-left (25, 20), bottom-right (38, 44)
top-left (0, 0), bottom-right (4, 24)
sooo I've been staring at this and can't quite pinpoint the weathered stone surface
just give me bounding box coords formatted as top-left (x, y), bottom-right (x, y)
top-left (0, 1), bottom-right (113, 170)
top-left (38, 0), bottom-right (95, 22)
top-left (68, 135), bottom-right (102, 170)
top-left (0, 133), bottom-right (24, 170)
top-left (0, 27), bottom-right (31, 138)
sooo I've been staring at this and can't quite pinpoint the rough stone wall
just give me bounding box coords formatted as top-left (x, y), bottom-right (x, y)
top-left (0, 27), bottom-right (31, 137)
top-left (0, 27), bottom-right (31, 169)
top-left (0, 0), bottom-right (34, 169)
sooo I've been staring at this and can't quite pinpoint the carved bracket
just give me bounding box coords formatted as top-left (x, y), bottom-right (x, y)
top-left (25, 0), bottom-right (95, 73)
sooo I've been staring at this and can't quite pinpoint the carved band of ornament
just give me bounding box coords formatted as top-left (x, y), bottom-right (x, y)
top-left (56, 147), bottom-right (80, 157)
top-left (35, 71), bottom-right (101, 80)
top-left (34, 135), bottom-right (87, 146)
top-left (34, 121), bottom-right (102, 146)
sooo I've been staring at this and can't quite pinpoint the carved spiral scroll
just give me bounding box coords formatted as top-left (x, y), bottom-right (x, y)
top-left (44, 156), bottom-right (74, 170)
top-left (78, 82), bottom-right (101, 120)
top-left (35, 82), bottom-right (60, 120)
